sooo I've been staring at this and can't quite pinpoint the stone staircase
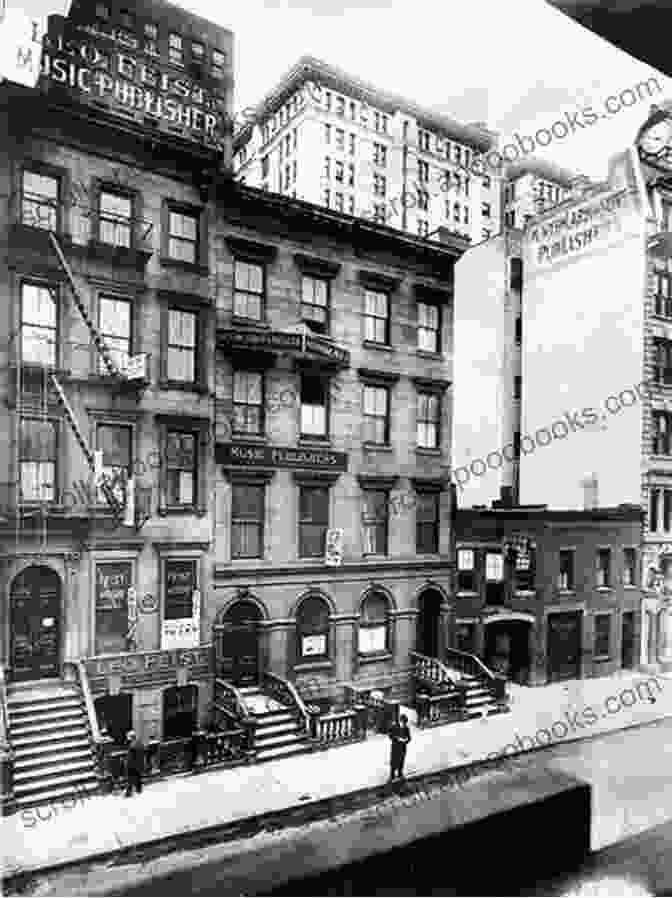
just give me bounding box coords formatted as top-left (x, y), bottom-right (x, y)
top-left (456, 671), bottom-right (509, 719)
top-left (7, 679), bottom-right (99, 811)
top-left (238, 686), bottom-right (313, 762)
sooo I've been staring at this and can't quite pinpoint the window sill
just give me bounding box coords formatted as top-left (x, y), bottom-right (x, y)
top-left (363, 442), bottom-right (393, 453)
top-left (230, 316), bottom-right (269, 330)
top-left (415, 447), bottom-right (442, 456)
top-left (416, 350), bottom-right (443, 361)
top-left (358, 651), bottom-right (392, 665)
top-left (160, 256), bottom-right (209, 276)
top-left (294, 660), bottom-right (333, 673)
top-left (159, 379), bottom-right (209, 395)
top-left (158, 505), bottom-right (207, 518)
top-left (362, 341), bottom-right (395, 353)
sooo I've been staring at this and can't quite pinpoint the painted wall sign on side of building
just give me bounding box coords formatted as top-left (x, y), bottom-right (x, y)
top-left (36, 25), bottom-right (226, 145)
top-left (85, 646), bottom-right (211, 680)
top-left (217, 442), bottom-right (349, 472)
top-left (525, 189), bottom-right (633, 269)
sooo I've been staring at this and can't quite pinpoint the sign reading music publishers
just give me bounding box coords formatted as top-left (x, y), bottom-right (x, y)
top-left (217, 442), bottom-right (348, 472)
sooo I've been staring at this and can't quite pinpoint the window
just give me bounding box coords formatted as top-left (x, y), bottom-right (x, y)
top-left (323, 156), bottom-right (331, 179)
top-left (211, 49), bottom-right (227, 79)
top-left (164, 559), bottom-right (197, 620)
top-left (483, 175), bottom-right (491, 189)
top-left (336, 96), bottom-right (345, 117)
top-left (300, 374), bottom-right (328, 438)
top-left (324, 124), bottom-right (331, 144)
top-left (665, 490), bottom-right (672, 533)
top-left (143, 22), bottom-right (158, 55)
top-left (515, 316), bottom-right (522, 345)
top-left (417, 392), bottom-right (441, 449)
top-left (362, 384), bottom-right (390, 444)
top-left (301, 275), bottom-right (329, 334)
top-left (334, 192), bottom-right (344, 212)
top-left (348, 163), bottom-right (355, 188)
top-left (358, 592), bottom-right (389, 655)
top-left (514, 545), bottom-right (536, 591)
top-left (324, 91), bottom-right (332, 111)
top-left (349, 133), bottom-right (356, 155)
top-left (99, 190), bottom-right (132, 247)
top-left (98, 296), bottom-right (131, 373)
top-left (416, 492), bottom-right (440, 554)
top-left (233, 260), bottom-right (264, 320)
top-left (165, 431), bottom-right (197, 507)
top-left (362, 490), bottom-right (388, 555)
top-left (558, 549), bottom-right (574, 590)
top-left (653, 411), bottom-right (672, 455)
top-left (364, 289), bottom-right (389, 344)
top-left (232, 483), bottom-right (264, 558)
top-left (348, 196), bottom-right (355, 215)
top-left (623, 548), bottom-right (637, 586)
top-left (418, 160), bottom-right (429, 183)
top-left (453, 202), bottom-right (460, 222)
top-left (349, 101), bottom-right (356, 120)
top-left (482, 202), bottom-right (491, 218)
top-left (654, 339), bottom-right (672, 385)
top-left (457, 549), bottom-right (476, 591)
top-left (232, 371), bottom-right (263, 435)
top-left (293, 128), bottom-right (298, 150)
top-left (322, 188), bottom-right (330, 208)
top-left (454, 146), bottom-right (462, 165)
top-left (654, 259), bottom-right (672, 318)
top-left (464, 176), bottom-right (470, 197)
top-left (482, 228), bottom-right (492, 240)
top-left (373, 203), bottom-right (386, 224)
top-left (417, 219), bottom-right (429, 237)
top-left (485, 552), bottom-right (503, 581)
top-left (22, 169), bottom-right (59, 231)
top-left (594, 614), bottom-right (611, 658)
top-left (299, 486), bottom-right (329, 558)
top-left (296, 595), bottom-right (329, 659)
top-left (168, 33), bottom-right (184, 65)
top-left (167, 308), bottom-right (197, 383)
top-left (96, 423), bottom-right (132, 504)
top-left (284, 164), bottom-right (291, 190)
top-left (20, 418), bottom-right (56, 503)
top-left (417, 189), bottom-right (429, 211)
top-left (596, 548), bottom-right (611, 588)
top-left (191, 42), bottom-right (204, 63)
top-left (336, 128), bottom-right (345, 151)
top-left (335, 160), bottom-right (344, 183)
top-left (95, 562), bottom-right (132, 655)
top-left (168, 209), bottom-right (198, 263)
top-left (463, 206), bottom-right (470, 225)
top-left (373, 143), bottom-right (387, 166)
top-left (455, 622), bottom-right (476, 654)
top-left (373, 173), bottom-right (386, 197)
top-left (418, 129), bottom-right (431, 152)
top-left (650, 487), bottom-right (660, 532)
top-left (514, 375), bottom-right (522, 401)
top-left (21, 282), bottom-right (57, 367)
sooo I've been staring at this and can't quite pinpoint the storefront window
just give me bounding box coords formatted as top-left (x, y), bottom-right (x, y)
top-left (358, 592), bottom-right (389, 655)
top-left (95, 562), bottom-right (132, 654)
top-left (163, 685), bottom-right (198, 740)
top-left (95, 693), bottom-right (132, 746)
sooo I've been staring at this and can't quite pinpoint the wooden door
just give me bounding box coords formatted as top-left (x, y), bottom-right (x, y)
top-left (10, 566), bottom-right (61, 681)
top-left (547, 611), bottom-right (582, 682)
top-left (217, 601), bottom-right (261, 686)
top-left (621, 611), bottom-right (635, 669)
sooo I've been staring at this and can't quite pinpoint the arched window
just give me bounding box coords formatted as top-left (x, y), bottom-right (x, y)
top-left (296, 595), bottom-right (330, 661)
top-left (358, 591), bottom-right (390, 655)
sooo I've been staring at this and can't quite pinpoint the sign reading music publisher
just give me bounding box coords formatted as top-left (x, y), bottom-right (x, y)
top-left (217, 442), bottom-right (348, 472)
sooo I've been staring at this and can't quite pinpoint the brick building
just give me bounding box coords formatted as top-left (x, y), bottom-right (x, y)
top-left (455, 504), bottom-right (643, 685)
top-left (0, 0), bottom-right (233, 808)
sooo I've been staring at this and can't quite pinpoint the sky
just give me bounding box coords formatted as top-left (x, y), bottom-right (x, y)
top-left (177, 0), bottom-right (672, 180)
top-left (4, 0), bottom-right (671, 178)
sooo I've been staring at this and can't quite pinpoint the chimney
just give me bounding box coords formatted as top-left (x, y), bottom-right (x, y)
top-left (581, 473), bottom-right (599, 511)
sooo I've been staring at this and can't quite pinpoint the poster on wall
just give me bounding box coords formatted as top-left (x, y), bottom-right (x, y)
top-left (325, 529), bottom-right (343, 566)
top-left (95, 562), bottom-right (132, 655)
top-left (161, 617), bottom-right (199, 650)
top-left (162, 560), bottom-right (198, 650)
top-left (301, 634), bottom-right (326, 657)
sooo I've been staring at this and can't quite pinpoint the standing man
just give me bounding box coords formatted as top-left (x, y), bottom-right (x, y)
top-left (125, 730), bottom-right (145, 797)
top-left (388, 714), bottom-right (411, 781)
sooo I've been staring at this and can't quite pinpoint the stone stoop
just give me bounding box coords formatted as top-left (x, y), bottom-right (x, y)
top-left (238, 686), bottom-right (313, 763)
top-left (7, 679), bottom-right (99, 811)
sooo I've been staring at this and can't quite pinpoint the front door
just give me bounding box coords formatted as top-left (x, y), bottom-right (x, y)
top-left (417, 589), bottom-right (443, 658)
top-left (217, 601), bottom-right (261, 686)
top-left (622, 611), bottom-right (635, 669)
top-left (10, 566), bottom-right (61, 681)
top-left (547, 611), bottom-right (582, 682)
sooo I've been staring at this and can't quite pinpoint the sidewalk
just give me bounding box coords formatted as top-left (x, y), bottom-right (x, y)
top-left (2, 668), bottom-right (670, 879)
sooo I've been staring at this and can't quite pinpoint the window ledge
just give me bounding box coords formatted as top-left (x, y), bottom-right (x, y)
top-left (363, 442), bottom-right (393, 453)
top-left (158, 505), bottom-right (206, 518)
top-left (160, 257), bottom-right (209, 276)
top-left (358, 651), bottom-right (393, 665)
top-left (362, 341), bottom-right (395, 353)
top-left (294, 660), bottom-right (333, 673)
top-left (159, 379), bottom-right (209, 395)
top-left (415, 447), bottom-right (442, 456)
top-left (416, 350), bottom-right (443, 361)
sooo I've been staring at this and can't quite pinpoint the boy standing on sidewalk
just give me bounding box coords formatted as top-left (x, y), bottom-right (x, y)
top-left (125, 730), bottom-right (145, 797)
top-left (389, 714), bottom-right (411, 781)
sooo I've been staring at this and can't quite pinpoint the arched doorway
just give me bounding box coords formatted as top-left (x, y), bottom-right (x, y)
top-left (215, 600), bottom-right (262, 686)
top-left (416, 588), bottom-right (443, 658)
top-left (484, 618), bottom-right (532, 683)
top-left (10, 566), bottom-right (62, 681)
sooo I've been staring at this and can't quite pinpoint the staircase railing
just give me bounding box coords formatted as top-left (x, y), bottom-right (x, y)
top-left (0, 664), bottom-right (14, 815)
top-left (68, 660), bottom-right (114, 792)
top-left (308, 707), bottom-right (366, 745)
top-left (262, 671), bottom-right (311, 734)
top-left (410, 651), bottom-right (458, 691)
top-left (213, 677), bottom-right (249, 724)
top-left (444, 647), bottom-right (508, 702)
